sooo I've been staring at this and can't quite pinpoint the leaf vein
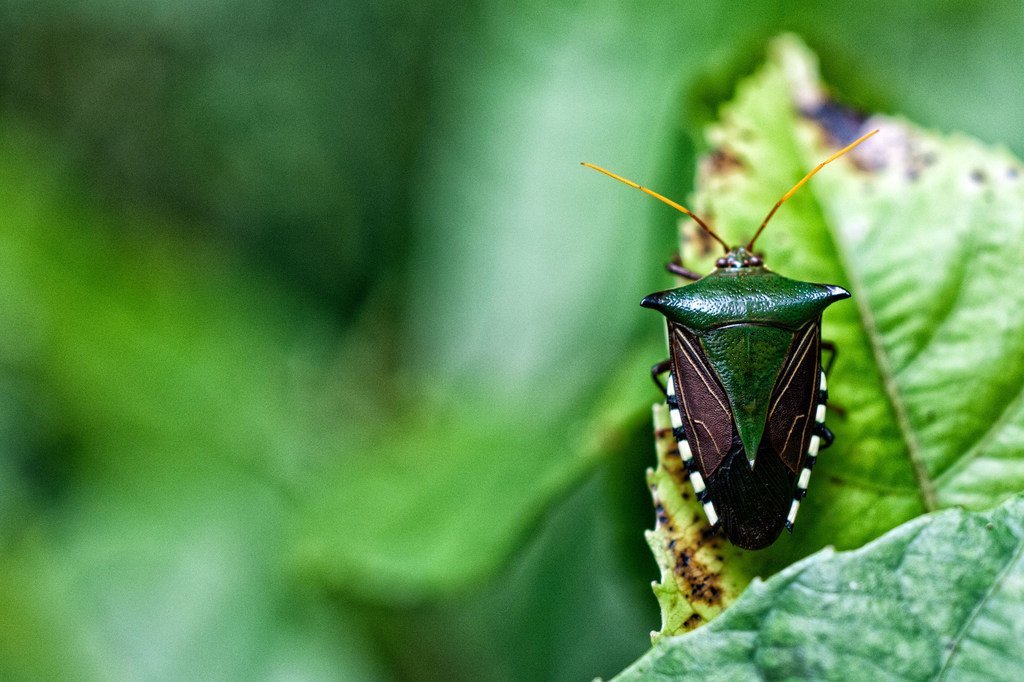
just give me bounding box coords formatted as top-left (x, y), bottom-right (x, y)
top-left (810, 175), bottom-right (938, 512)
top-left (934, 530), bottom-right (1024, 680)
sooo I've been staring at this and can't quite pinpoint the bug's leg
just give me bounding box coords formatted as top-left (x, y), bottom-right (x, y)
top-left (821, 339), bottom-right (838, 377)
top-left (651, 358), bottom-right (675, 395)
top-left (811, 363), bottom-right (837, 452)
top-left (665, 253), bottom-right (702, 281)
top-left (813, 423), bottom-right (835, 450)
top-left (818, 340), bottom-right (848, 418)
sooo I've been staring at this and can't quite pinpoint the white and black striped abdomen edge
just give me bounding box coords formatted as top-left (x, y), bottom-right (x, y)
top-left (665, 373), bottom-right (719, 527)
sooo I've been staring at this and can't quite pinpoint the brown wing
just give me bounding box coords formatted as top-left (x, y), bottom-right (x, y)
top-left (765, 320), bottom-right (821, 473)
top-left (668, 323), bottom-right (734, 476)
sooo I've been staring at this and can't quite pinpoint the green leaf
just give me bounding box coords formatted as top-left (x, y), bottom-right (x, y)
top-left (648, 35), bottom-right (1024, 635)
top-left (617, 494), bottom-right (1024, 681)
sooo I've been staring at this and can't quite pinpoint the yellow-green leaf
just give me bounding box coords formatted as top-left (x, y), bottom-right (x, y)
top-left (648, 35), bottom-right (1024, 635)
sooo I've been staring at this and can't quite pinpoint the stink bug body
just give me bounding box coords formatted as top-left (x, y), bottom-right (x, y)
top-left (583, 129), bottom-right (876, 549)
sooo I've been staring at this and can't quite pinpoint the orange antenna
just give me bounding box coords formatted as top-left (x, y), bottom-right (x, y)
top-left (747, 128), bottom-right (879, 251)
top-left (581, 162), bottom-right (729, 253)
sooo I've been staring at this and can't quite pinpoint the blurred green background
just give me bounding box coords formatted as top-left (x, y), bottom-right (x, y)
top-left (2, 2), bottom-right (1024, 679)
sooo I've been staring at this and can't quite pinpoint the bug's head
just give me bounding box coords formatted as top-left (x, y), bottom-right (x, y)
top-left (715, 246), bottom-right (763, 270)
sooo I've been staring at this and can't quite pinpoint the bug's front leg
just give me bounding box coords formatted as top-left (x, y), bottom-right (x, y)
top-left (651, 358), bottom-right (672, 397)
top-left (819, 339), bottom-right (847, 420)
top-left (821, 339), bottom-right (839, 377)
top-left (814, 345), bottom-right (838, 453)
top-left (665, 253), bottom-right (702, 281)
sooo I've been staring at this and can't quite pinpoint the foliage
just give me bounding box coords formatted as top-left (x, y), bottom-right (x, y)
top-left (619, 495), bottom-right (1024, 681)
top-left (644, 37), bottom-right (1024, 644)
top-left (1, 2), bottom-right (1024, 680)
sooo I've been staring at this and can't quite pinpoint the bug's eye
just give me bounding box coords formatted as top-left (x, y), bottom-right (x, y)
top-left (749, 256), bottom-right (763, 266)
top-left (716, 258), bottom-right (728, 268)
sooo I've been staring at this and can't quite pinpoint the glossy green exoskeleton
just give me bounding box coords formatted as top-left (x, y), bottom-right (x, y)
top-left (583, 129), bottom-right (876, 549)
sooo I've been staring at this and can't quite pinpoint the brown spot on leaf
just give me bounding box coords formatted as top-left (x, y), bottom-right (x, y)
top-left (684, 221), bottom-right (721, 258)
top-left (662, 452), bottom-right (688, 489)
top-left (671, 546), bottom-right (725, 608)
top-left (706, 147), bottom-right (745, 175)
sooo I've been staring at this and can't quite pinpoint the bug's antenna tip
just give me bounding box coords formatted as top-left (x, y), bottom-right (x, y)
top-left (746, 127), bottom-right (879, 250)
top-left (581, 161), bottom-right (730, 251)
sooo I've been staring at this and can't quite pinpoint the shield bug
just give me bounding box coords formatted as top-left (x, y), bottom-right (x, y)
top-left (582, 129), bottom-right (876, 549)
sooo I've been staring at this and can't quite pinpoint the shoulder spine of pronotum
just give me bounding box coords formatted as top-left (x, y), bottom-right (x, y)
top-left (582, 129), bottom-right (877, 550)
